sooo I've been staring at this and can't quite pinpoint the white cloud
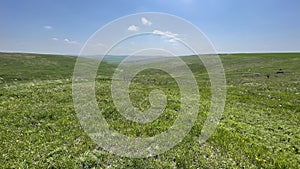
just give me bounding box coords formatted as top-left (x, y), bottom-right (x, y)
top-left (152, 30), bottom-right (181, 42)
top-left (141, 17), bottom-right (152, 26)
top-left (64, 38), bottom-right (79, 44)
top-left (44, 25), bottom-right (53, 30)
top-left (128, 25), bottom-right (139, 31)
top-left (168, 39), bottom-right (177, 43)
top-left (52, 37), bottom-right (58, 41)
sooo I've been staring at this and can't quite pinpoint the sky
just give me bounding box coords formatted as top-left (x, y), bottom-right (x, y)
top-left (0, 0), bottom-right (300, 55)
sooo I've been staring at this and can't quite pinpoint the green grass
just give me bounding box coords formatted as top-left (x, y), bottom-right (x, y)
top-left (0, 52), bottom-right (299, 168)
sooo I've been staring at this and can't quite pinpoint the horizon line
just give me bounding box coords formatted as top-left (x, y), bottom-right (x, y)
top-left (1, 50), bottom-right (300, 56)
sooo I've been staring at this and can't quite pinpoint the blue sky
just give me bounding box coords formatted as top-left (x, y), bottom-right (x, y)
top-left (0, 0), bottom-right (300, 54)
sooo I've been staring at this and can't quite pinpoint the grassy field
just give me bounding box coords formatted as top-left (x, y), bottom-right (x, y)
top-left (0, 52), bottom-right (299, 168)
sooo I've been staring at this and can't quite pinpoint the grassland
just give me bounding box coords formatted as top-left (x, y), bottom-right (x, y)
top-left (0, 52), bottom-right (299, 168)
